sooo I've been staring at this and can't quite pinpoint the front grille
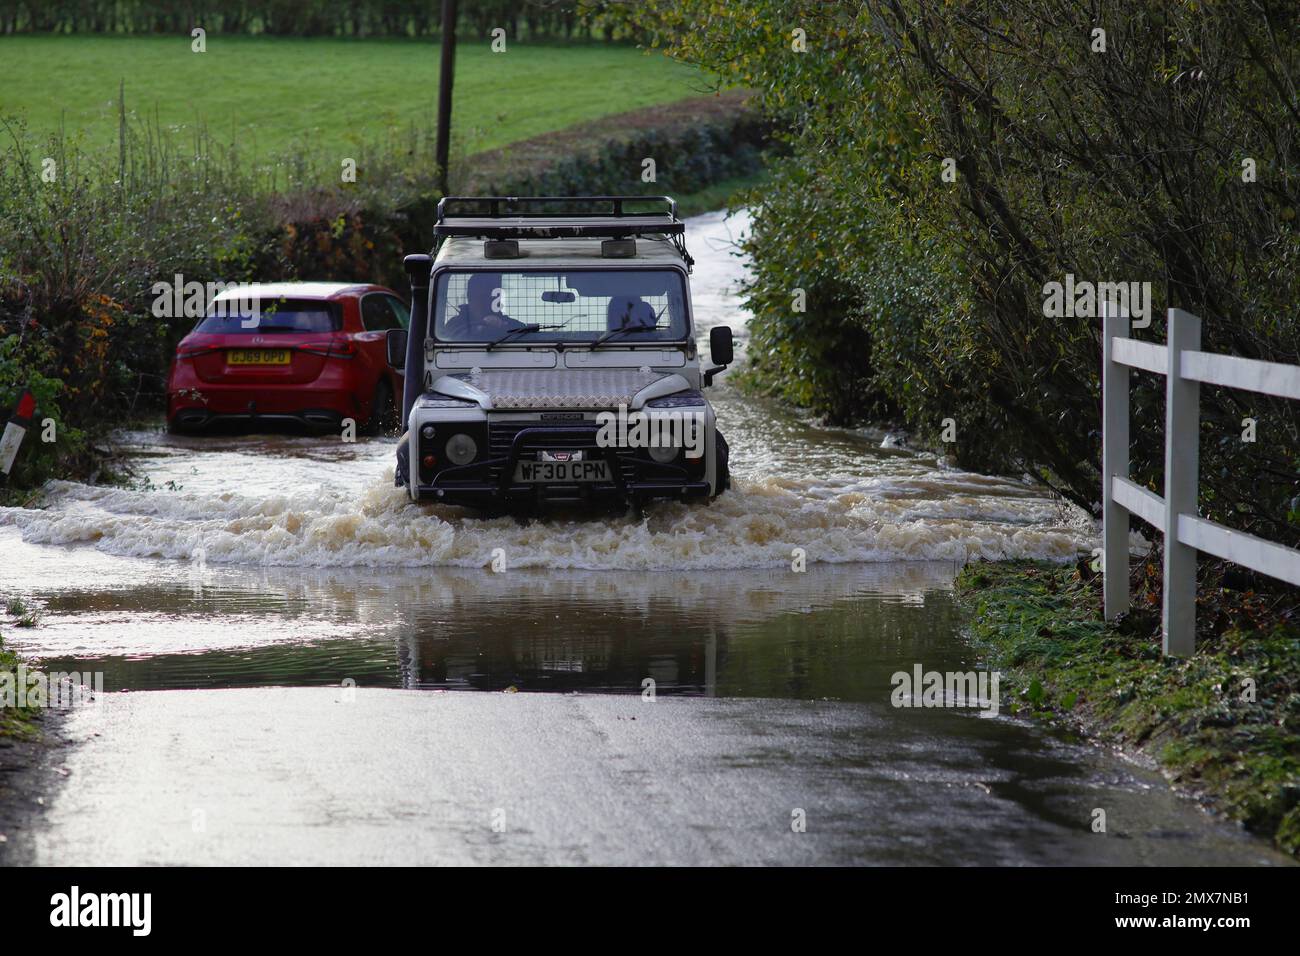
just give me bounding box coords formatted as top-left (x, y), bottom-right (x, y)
top-left (488, 421), bottom-right (594, 456)
top-left (487, 420), bottom-right (638, 484)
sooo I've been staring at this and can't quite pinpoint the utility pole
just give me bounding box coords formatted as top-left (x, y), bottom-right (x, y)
top-left (435, 0), bottom-right (458, 197)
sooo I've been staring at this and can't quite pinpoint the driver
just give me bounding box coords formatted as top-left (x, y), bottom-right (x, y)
top-left (445, 272), bottom-right (524, 340)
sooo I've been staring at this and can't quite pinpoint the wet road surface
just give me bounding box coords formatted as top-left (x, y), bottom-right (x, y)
top-left (12, 690), bottom-right (1290, 866)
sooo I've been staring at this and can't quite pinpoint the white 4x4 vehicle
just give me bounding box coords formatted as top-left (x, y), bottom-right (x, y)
top-left (389, 196), bottom-right (733, 512)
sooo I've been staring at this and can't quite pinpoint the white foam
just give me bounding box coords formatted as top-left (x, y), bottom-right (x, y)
top-left (0, 473), bottom-right (1092, 571)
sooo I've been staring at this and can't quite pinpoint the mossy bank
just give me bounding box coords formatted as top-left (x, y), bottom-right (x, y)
top-left (957, 560), bottom-right (1300, 858)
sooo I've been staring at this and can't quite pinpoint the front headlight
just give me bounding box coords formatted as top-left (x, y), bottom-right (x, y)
top-left (648, 444), bottom-right (680, 464)
top-left (445, 432), bottom-right (478, 465)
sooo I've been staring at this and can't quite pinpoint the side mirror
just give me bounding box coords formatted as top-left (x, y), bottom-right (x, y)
top-left (703, 325), bottom-right (734, 387)
top-left (386, 328), bottom-right (408, 370)
top-left (709, 325), bottom-right (734, 366)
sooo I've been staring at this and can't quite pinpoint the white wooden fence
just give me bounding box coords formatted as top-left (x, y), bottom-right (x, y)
top-left (1101, 305), bottom-right (1300, 656)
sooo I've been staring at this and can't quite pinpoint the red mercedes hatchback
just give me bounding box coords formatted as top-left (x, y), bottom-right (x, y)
top-left (167, 282), bottom-right (409, 433)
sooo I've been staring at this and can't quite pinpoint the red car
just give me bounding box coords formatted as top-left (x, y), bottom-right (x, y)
top-left (167, 282), bottom-right (408, 433)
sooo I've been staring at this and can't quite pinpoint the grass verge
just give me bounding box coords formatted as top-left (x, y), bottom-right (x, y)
top-left (0, 629), bottom-right (40, 741)
top-left (957, 560), bottom-right (1300, 857)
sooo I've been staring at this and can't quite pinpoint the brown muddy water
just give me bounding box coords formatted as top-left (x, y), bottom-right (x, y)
top-left (0, 211), bottom-right (1288, 865)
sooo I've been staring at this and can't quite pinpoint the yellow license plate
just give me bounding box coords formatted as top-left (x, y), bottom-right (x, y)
top-left (228, 349), bottom-right (291, 366)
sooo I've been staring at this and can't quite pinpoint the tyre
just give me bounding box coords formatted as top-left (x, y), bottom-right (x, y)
top-left (714, 429), bottom-right (731, 496)
top-left (365, 378), bottom-right (397, 435)
top-left (394, 431), bottom-right (410, 488)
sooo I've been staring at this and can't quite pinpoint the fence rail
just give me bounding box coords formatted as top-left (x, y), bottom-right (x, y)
top-left (1101, 306), bottom-right (1300, 656)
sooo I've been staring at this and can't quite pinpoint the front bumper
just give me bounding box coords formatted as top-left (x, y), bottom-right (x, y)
top-left (412, 424), bottom-right (709, 506)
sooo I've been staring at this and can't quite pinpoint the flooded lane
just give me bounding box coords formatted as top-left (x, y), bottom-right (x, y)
top-left (0, 210), bottom-right (1287, 865)
top-left (1, 213), bottom-right (1086, 577)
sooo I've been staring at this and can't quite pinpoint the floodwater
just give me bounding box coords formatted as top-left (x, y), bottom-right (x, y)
top-left (0, 210), bottom-right (1288, 865)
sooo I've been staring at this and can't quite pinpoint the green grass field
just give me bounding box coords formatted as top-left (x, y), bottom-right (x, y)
top-left (0, 35), bottom-right (705, 163)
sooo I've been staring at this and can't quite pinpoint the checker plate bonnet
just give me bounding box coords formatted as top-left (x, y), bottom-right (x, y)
top-left (453, 368), bottom-right (668, 409)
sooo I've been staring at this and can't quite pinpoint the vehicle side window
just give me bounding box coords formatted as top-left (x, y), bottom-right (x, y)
top-left (386, 296), bottom-right (410, 330)
top-left (362, 294), bottom-right (397, 332)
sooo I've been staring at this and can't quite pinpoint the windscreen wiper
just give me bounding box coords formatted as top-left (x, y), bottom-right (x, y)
top-left (484, 322), bottom-right (567, 351)
top-left (589, 324), bottom-right (655, 350)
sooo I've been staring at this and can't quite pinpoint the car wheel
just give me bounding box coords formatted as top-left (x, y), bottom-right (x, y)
top-left (365, 379), bottom-right (396, 435)
top-left (714, 430), bottom-right (731, 496)
top-left (394, 431), bottom-right (410, 488)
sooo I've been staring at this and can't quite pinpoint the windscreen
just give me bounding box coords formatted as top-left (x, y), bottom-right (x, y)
top-left (433, 270), bottom-right (688, 344)
top-left (193, 298), bottom-right (342, 334)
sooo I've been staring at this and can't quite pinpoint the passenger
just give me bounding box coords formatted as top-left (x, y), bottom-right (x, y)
top-left (606, 296), bottom-right (657, 331)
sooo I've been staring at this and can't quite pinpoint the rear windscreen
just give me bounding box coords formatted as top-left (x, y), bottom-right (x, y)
top-left (194, 298), bottom-right (342, 334)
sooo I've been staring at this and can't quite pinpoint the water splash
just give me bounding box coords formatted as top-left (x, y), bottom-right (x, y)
top-left (2, 471), bottom-right (1089, 570)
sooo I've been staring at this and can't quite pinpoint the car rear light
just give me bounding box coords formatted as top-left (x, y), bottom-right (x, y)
top-left (299, 339), bottom-right (356, 359)
top-left (176, 345), bottom-right (217, 359)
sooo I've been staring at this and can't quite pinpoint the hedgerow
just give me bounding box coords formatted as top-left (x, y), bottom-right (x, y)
top-left (621, 0), bottom-right (1300, 547)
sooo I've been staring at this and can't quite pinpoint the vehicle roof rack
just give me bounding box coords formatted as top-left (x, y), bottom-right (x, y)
top-left (434, 196), bottom-right (693, 268)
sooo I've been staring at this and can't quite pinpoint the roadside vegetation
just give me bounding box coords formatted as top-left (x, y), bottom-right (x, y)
top-left (0, 622), bottom-right (41, 740)
top-left (958, 560), bottom-right (1300, 857)
top-left (620, 0), bottom-right (1300, 550)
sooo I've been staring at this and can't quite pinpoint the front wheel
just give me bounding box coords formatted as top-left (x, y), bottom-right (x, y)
top-left (713, 430), bottom-right (730, 497)
top-left (365, 378), bottom-right (397, 435)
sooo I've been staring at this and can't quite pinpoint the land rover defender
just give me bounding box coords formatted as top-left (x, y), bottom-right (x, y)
top-left (389, 196), bottom-right (733, 510)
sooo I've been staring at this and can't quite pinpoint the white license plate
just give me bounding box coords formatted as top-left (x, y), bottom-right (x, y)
top-left (514, 460), bottom-right (610, 483)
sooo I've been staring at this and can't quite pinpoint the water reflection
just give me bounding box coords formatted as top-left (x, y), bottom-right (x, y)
top-left (31, 562), bottom-right (966, 699)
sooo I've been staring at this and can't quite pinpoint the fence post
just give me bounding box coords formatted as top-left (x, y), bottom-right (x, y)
top-left (1102, 304), bottom-right (1130, 618)
top-left (1163, 308), bottom-right (1201, 656)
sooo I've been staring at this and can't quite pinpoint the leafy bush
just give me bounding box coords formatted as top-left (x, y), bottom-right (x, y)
top-left (626, 0), bottom-right (1300, 546)
top-left (0, 333), bottom-right (82, 491)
